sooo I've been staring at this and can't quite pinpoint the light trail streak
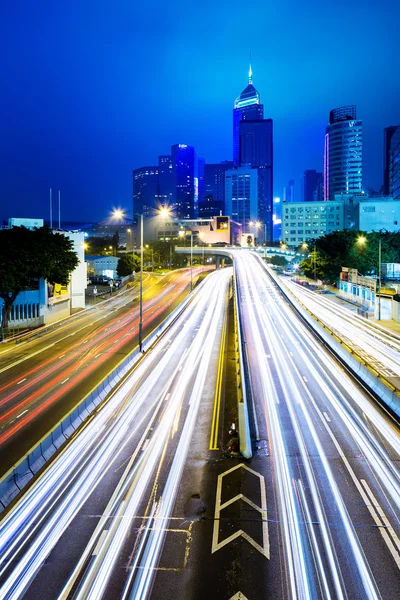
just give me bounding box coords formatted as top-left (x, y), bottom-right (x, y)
top-left (0, 270), bottom-right (198, 447)
top-left (284, 278), bottom-right (400, 376)
top-left (236, 251), bottom-right (400, 598)
top-left (0, 268), bottom-right (230, 600)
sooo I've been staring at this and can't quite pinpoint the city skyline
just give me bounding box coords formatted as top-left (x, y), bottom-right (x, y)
top-left (1, 0), bottom-right (399, 223)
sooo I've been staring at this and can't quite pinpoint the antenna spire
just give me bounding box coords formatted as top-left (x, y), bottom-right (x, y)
top-left (248, 50), bottom-right (252, 84)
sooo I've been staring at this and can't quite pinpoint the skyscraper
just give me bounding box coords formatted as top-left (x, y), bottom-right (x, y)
top-left (132, 166), bottom-right (159, 216)
top-left (239, 119), bottom-right (273, 240)
top-left (384, 125), bottom-right (400, 197)
top-left (170, 144), bottom-right (199, 219)
top-left (302, 170), bottom-right (323, 202)
top-left (158, 155), bottom-right (174, 207)
top-left (233, 65), bottom-right (263, 167)
top-left (231, 65), bottom-right (273, 242)
top-left (283, 179), bottom-right (295, 203)
top-left (199, 161), bottom-right (233, 218)
top-left (324, 105), bottom-right (362, 200)
top-left (225, 167), bottom-right (259, 227)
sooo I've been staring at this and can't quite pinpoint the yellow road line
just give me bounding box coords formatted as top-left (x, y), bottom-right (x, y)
top-left (209, 296), bottom-right (228, 450)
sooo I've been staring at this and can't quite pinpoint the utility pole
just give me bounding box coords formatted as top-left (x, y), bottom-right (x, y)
top-left (378, 238), bottom-right (382, 321)
top-left (139, 214), bottom-right (143, 351)
top-left (314, 243), bottom-right (316, 281)
top-left (190, 232), bottom-right (193, 292)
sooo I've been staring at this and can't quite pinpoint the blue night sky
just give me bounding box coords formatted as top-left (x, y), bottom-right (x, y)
top-left (1, 0), bottom-right (399, 223)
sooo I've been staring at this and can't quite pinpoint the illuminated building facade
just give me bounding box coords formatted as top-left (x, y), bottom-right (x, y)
top-left (199, 161), bottom-right (233, 218)
top-left (231, 65), bottom-right (273, 242)
top-left (324, 105), bottom-right (363, 200)
top-left (132, 166), bottom-right (159, 216)
top-left (170, 144), bottom-right (199, 219)
top-left (158, 155), bottom-right (174, 207)
top-left (384, 125), bottom-right (400, 200)
top-left (225, 166), bottom-right (259, 228)
top-left (233, 65), bottom-right (263, 167)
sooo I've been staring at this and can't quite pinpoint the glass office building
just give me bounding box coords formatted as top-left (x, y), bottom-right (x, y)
top-left (132, 166), bottom-right (159, 216)
top-left (225, 167), bottom-right (259, 227)
top-left (170, 144), bottom-right (199, 219)
top-left (324, 105), bottom-right (362, 200)
top-left (232, 65), bottom-right (263, 167)
top-left (387, 126), bottom-right (400, 201)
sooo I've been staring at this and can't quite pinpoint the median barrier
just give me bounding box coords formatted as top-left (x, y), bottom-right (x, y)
top-left (233, 262), bottom-right (252, 459)
top-left (260, 257), bottom-right (400, 419)
top-left (0, 275), bottom-right (208, 512)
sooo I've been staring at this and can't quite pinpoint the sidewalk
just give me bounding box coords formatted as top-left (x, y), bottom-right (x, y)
top-left (323, 284), bottom-right (400, 337)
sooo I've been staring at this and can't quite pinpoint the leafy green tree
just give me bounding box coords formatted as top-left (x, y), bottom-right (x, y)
top-left (85, 236), bottom-right (115, 256)
top-left (299, 251), bottom-right (331, 281)
top-left (116, 253), bottom-right (140, 276)
top-left (268, 255), bottom-right (288, 267)
top-left (0, 226), bottom-right (79, 332)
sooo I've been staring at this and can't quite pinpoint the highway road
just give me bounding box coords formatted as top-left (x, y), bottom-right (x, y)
top-left (0, 268), bottom-right (207, 475)
top-left (1, 250), bottom-right (400, 600)
top-left (282, 276), bottom-right (400, 384)
top-left (230, 251), bottom-right (400, 599)
top-left (0, 267), bottom-right (231, 600)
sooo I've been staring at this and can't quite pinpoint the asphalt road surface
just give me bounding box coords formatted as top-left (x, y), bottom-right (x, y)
top-left (1, 252), bottom-right (400, 600)
top-left (0, 268), bottom-right (206, 474)
top-left (0, 267), bottom-right (231, 600)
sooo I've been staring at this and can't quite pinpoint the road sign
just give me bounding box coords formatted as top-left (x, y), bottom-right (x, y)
top-left (212, 463), bottom-right (270, 558)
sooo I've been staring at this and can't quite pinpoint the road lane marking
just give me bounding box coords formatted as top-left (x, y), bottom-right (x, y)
top-left (323, 412), bottom-right (331, 422)
top-left (212, 463), bottom-right (269, 558)
top-left (16, 409), bottom-right (28, 419)
top-left (360, 479), bottom-right (400, 569)
top-left (209, 298), bottom-right (227, 450)
top-left (61, 378), bottom-right (70, 384)
top-left (92, 530), bottom-right (108, 556)
top-left (302, 376), bottom-right (308, 383)
top-left (17, 378), bottom-right (26, 385)
top-left (59, 354), bottom-right (65, 359)
top-left (230, 594), bottom-right (249, 600)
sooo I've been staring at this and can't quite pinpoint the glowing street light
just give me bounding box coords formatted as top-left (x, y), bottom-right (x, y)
top-left (112, 209), bottom-right (124, 220)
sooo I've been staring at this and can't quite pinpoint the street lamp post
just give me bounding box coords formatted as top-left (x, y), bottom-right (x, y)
top-left (378, 238), bottom-right (382, 321)
top-left (179, 229), bottom-right (193, 291)
top-left (139, 214), bottom-right (144, 351)
top-left (190, 231), bottom-right (193, 291)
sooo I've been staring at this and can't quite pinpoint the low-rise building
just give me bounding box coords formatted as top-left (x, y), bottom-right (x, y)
top-left (86, 255), bottom-right (119, 279)
top-left (146, 215), bottom-right (242, 246)
top-left (281, 200), bottom-right (344, 246)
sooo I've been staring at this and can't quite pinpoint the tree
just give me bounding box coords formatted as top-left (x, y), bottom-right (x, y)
top-left (299, 251), bottom-right (331, 281)
top-left (117, 253), bottom-right (140, 276)
top-left (0, 226), bottom-right (79, 332)
top-left (268, 255), bottom-right (288, 267)
top-left (86, 236), bottom-right (115, 256)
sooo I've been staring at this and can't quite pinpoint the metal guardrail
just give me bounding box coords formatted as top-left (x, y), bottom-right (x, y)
top-left (0, 279), bottom-right (201, 512)
top-left (260, 257), bottom-right (400, 419)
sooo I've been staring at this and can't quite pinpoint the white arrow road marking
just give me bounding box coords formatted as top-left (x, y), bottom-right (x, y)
top-left (212, 463), bottom-right (269, 558)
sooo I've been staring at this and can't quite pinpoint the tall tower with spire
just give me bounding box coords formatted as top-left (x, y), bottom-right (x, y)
top-left (232, 64), bottom-right (264, 166)
top-left (228, 63), bottom-right (273, 242)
